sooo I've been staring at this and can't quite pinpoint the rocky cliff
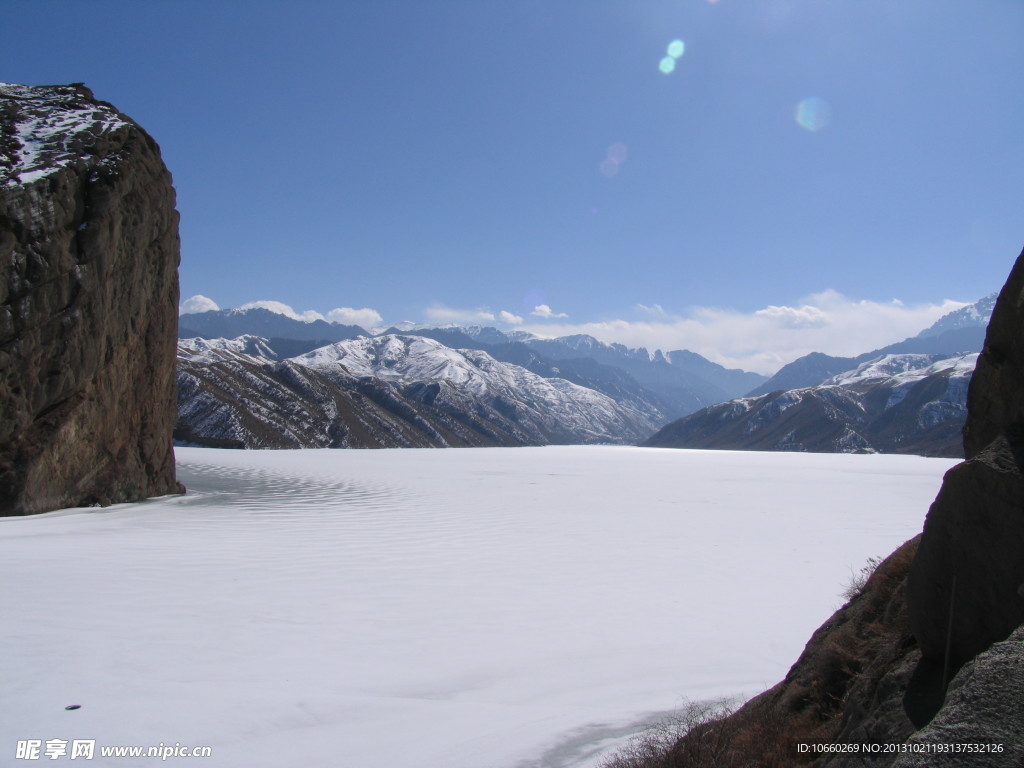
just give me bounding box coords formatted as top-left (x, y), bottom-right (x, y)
top-left (904, 247), bottom-right (1024, 725)
top-left (1, 83), bottom-right (182, 516)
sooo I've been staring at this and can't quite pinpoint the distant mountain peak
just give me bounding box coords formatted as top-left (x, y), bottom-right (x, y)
top-left (178, 306), bottom-right (368, 344)
top-left (646, 351), bottom-right (976, 457)
top-left (916, 293), bottom-right (998, 339)
top-left (177, 332), bottom-right (661, 448)
top-left (178, 335), bottom-right (279, 363)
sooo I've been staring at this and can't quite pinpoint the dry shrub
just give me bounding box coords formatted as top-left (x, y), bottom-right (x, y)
top-left (842, 555), bottom-right (883, 601)
top-left (599, 538), bottom-right (924, 768)
top-left (597, 699), bottom-right (736, 768)
top-left (598, 697), bottom-right (825, 768)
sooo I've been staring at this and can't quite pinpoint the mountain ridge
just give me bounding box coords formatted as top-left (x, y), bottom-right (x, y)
top-left (748, 293), bottom-right (994, 397)
top-left (176, 334), bottom-right (660, 449)
top-left (179, 307), bottom-right (769, 421)
top-left (644, 352), bottom-right (976, 457)
top-left (177, 293), bottom-right (996, 455)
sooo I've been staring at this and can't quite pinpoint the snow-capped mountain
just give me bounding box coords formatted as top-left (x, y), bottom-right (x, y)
top-left (177, 335), bottom-right (281, 362)
top-left (178, 307), bottom-right (367, 347)
top-left (748, 293), bottom-right (994, 397)
top-left (822, 353), bottom-right (977, 387)
top-left (176, 335), bottom-right (660, 449)
top-left (178, 306), bottom-right (768, 421)
top-left (916, 293), bottom-right (997, 338)
top-left (644, 353), bottom-right (977, 457)
top-left (363, 326), bottom-right (766, 419)
top-left (456, 325), bottom-right (539, 345)
top-left (296, 335), bottom-right (660, 442)
top-left (521, 335), bottom-right (766, 412)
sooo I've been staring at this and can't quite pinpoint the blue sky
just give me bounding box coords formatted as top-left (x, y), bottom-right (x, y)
top-left (5, 1), bottom-right (1022, 372)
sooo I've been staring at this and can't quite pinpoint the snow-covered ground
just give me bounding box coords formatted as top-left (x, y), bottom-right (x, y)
top-left (1, 446), bottom-right (956, 767)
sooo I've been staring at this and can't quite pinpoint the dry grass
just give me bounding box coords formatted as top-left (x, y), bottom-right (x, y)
top-left (598, 696), bottom-right (828, 768)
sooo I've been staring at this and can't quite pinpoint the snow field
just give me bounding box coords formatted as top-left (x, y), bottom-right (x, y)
top-left (0, 446), bottom-right (957, 767)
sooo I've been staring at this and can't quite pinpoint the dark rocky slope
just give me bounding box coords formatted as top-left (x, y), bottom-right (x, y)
top-left (903, 249), bottom-right (1024, 727)
top-left (1, 83), bottom-right (182, 515)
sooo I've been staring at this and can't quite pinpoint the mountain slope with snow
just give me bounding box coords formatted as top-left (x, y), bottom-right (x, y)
top-left (645, 353), bottom-right (977, 457)
top-left (747, 294), bottom-right (993, 397)
top-left (916, 292), bottom-right (996, 338)
top-left (294, 335), bottom-right (661, 444)
top-left (176, 335), bottom-right (660, 449)
top-left (523, 334), bottom-right (766, 416)
top-left (178, 307), bottom-right (767, 421)
top-left (178, 307), bottom-right (367, 346)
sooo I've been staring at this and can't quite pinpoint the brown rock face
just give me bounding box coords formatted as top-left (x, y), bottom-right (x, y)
top-left (0, 83), bottom-right (183, 516)
top-left (906, 247), bottom-right (1024, 703)
top-left (964, 251), bottom-right (1024, 460)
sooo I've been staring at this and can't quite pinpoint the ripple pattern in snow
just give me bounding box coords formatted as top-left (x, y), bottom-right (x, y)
top-left (0, 446), bottom-right (957, 767)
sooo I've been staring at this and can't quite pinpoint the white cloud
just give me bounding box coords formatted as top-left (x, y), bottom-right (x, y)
top-left (424, 305), bottom-right (497, 324)
top-left (499, 310), bottom-right (524, 325)
top-left (531, 304), bottom-right (569, 319)
top-left (518, 291), bottom-right (969, 375)
top-left (326, 307), bottom-right (384, 328)
top-left (239, 300), bottom-right (326, 323)
top-left (180, 295), bottom-right (220, 314)
top-left (754, 303), bottom-right (829, 328)
top-left (635, 303), bottom-right (670, 318)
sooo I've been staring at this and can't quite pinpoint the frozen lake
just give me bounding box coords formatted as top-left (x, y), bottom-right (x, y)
top-left (1, 446), bottom-right (956, 766)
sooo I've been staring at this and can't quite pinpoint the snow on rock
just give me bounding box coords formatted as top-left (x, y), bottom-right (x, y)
top-left (916, 293), bottom-right (997, 338)
top-left (292, 334), bottom-right (660, 442)
top-left (825, 353), bottom-right (978, 387)
top-left (1, 83), bottom-right (132, 187)
top-left (177, 335), bottom-right (280, 363)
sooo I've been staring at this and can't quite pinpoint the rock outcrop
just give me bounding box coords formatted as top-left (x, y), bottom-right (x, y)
top-left (1, 83), bottom-right (182, 516)
top-left (893, 625), bottom-right (1024, 767)
top-left (904, 247), bottom-right (1024, 720)
top-left (963, 270), bottom-right (1024, 458)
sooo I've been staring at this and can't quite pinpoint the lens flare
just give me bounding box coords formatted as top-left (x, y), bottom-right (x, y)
top-left (607, 142), bottom-right (628, 163)
top-left (659, 56), bottom-right (676, 74)
top-left (599, 142), bottom-right (629, 177)
top-left (667, 39), bottom-right (685, 59)
top-left (795, 97), bottom-right (832, 132)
